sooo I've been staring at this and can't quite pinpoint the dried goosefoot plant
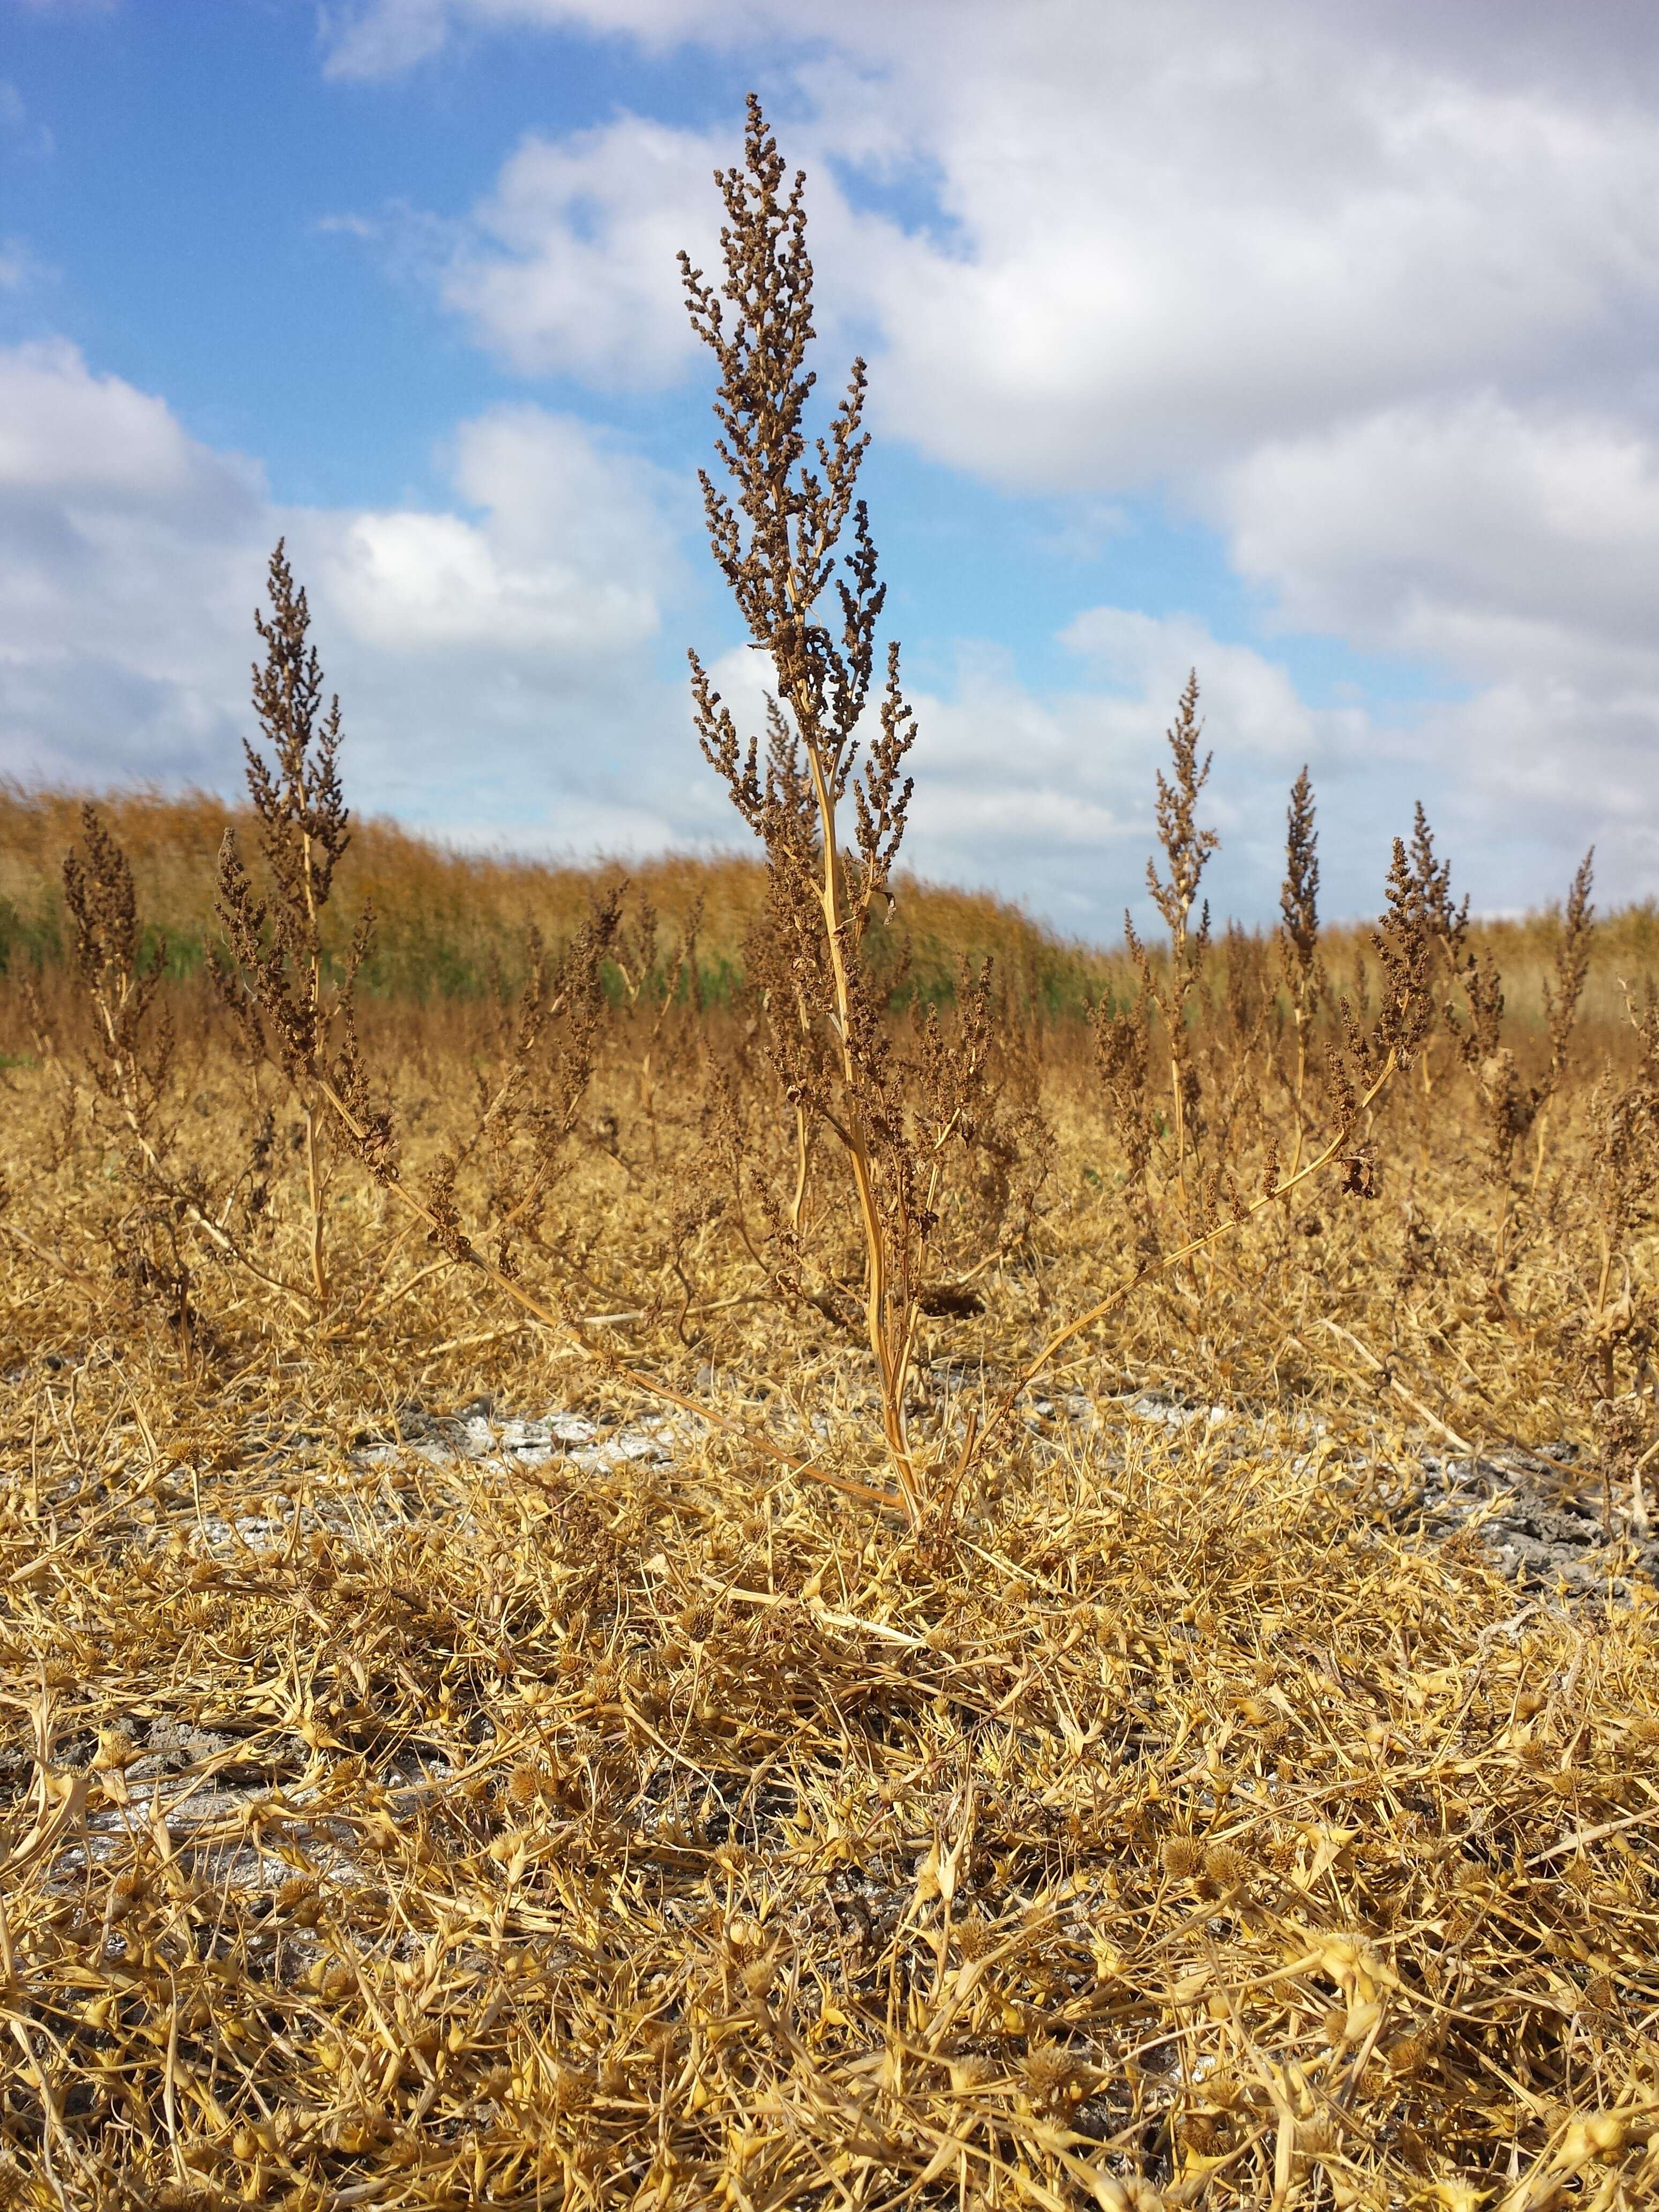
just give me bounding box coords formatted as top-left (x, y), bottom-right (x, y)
top-left (609, 888), bottom-right (705, 1161)
top-left (211, 548), bottom-right (622, 1331)
top-left (1279, 762), bottom-right (1326, 1174)
top-left (46, 803), bottom-right (288, 1338)
top-left (1096, 676), bottom-right (1236, 1236)
top-left (1402, 799), bottom-right (1472, 1098)
top-left (1096, 746), bottom-right (1333, 1239)
top-left (1143, 670), bottom-right (1217, 1204)
top-left (1371, 822), bottom-right (1602, 1379)
top-left (1450, 850), bottom-right (1595, 1260)
top-left (451, 901), bottom-right (621, 1286)
top-left (1095, 923), bottom-right (1156, 1238)
top-left (53, 802), bottom-right (194, 1332)
top-left (1006, 818), bottom-right (1437, 1490)
top-left (680, 95), bottom-right (998, 1523)
top-left (212, 540), bottom-right (358, 1309)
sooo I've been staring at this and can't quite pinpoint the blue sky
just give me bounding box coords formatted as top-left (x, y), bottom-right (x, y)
top-left (4, 0), bottom-right (1659, 935)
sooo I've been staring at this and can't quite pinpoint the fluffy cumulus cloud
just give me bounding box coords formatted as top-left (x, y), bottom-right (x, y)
top-left (325, 0), bottom-right (1659, 492)
top-left (0, 340), bottom-right (267, 788)
top-left (1214, 398), bottom-right (1659, 900)
top-left (316, 0), bottom-right (1659, 910)
top-left (436, 118), bottom-right (726, 384)
top-left (1220, 400), bottom-right (1659, 677)
top-left (317, 408), bottom-right (671, 655)
top-left (0, 341), bottom-right (696, 851)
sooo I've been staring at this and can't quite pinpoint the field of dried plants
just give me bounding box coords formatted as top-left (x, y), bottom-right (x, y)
top-left (4, 94), bottom-right (1659, 2212)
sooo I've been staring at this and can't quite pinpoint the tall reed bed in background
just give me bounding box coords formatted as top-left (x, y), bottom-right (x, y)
top-left (0, 783), bottom-right (1105, 1021)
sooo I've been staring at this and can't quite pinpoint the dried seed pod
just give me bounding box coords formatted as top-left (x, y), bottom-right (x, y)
top-left (107, 1868), bottom-right (148, 1919)
top-left (1160, 1836), bottom-right (1204, 1881)
top-left (1201, 1842), bottom-right (1247, 1893)
top-left (1385, 2031), bottom-right (1434, 2078)
top-left (547, 2061), bottom-right (594, 2113)
top-left (275, 1875), bottom-right (323, 1927)
top-left (953, 1915), bottom-right (994, 1960)
top-left (91, 1727), bottom-right (138, 1773)
top-left (740, 1948), bottom-right (779, 1999)
top-left (1022, 2043), bottom-right (1094, 2111)
top-left (506, 1763), bottom-right (547, 1810)
top-left (948, 2053), bottom-right (998, 2093)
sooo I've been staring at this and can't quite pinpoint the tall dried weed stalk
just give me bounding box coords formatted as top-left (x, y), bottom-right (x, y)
top-left (58, 804), bottom-right (198, 1336)
top-left (213, 543), bottom-right (362, 1309)
top-left (680, 96), bottom-right (1005, 1521)
top-left (1279, 764), bottom-right (1324, 1172)
top-left (1142, 672), bottom-right (1216, 1204)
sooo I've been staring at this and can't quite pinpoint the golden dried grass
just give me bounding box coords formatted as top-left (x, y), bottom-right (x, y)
top-left (2, 998), bottom-right (1658, 2209)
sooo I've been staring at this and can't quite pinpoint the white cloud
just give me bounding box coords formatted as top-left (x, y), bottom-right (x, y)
top-left (824, 20), bottom-right (1659, 494)
top-left (1207, 394), bottom-right (1659, 901)
top-left (321, 0), bottom-right (789, 77)
top-left (1058, 610), bottom-right (1326, 772)
top-left (0, 341), bottom-right (695, 850)
top-left (0, 338), bottom-right (252, 508)
top-left (330, 4), bottom-right (1659, 479)
top-left (320, 0), bottom-right (453, 77)
top-left (1221, 399), bottom-right (1659, 676)
top-left (315, 408), bottom-right (674, 653)
top-left (0, 343), bottom-right (268, 788)
top-left (436, 117), bottom-right (724, 384)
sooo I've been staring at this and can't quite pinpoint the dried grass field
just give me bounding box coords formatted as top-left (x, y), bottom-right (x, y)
top-left (4, 95), bottom-right (1659, 2212)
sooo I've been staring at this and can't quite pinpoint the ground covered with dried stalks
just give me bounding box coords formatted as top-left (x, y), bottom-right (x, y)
top-left (3, 955), bottom-right (1659, 2211)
